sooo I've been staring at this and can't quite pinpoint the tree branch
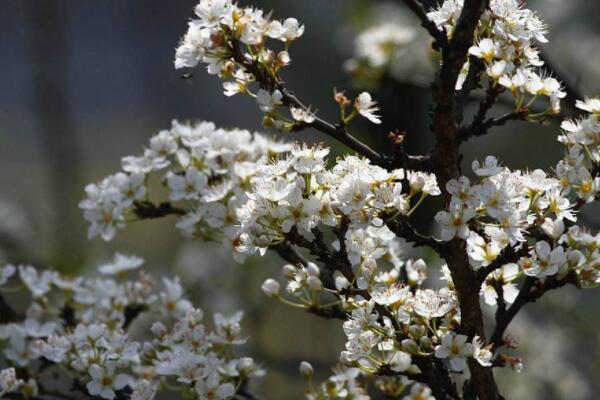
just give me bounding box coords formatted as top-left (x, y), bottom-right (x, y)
top-left (538, 49), bottom-right (585, 112)
top-left (386, 217), bottom-right (446, 253)
top-left (400, 0), bottom-right (448, 50)
top-left (490, 271), bottom-right (578, 351)
top-left (388, 130), bottom-right (435, 172)
top-left (0, 293), bottom-right (22, 323)
top-left (133, 201), bottom-right (187, 219)
top-left (475, 244), bottom-right (529, 286)
top-left (229, 38), bottom-right (388, 167)
top-left (429, 0), bottom-right (498, 398)
top-left (459, 108), bottom-right (529, 143)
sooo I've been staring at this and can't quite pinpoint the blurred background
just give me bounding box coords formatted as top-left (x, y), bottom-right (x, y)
top-left (1, 0), bottom-right (599, 398)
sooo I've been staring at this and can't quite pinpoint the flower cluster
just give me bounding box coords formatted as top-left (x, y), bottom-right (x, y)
top-left (174, 0), bottom-right (384, 131)
top-left (82, 123), bottom-right (441, 271)
top-left (175, 0), bottom-right (303, 72)
top-left (302, 364), bottom-right (370, 400)
top-left (70, 0), bottom-right (600, 398)
top-left (433, 156), bottom-right (583, 304)
top-left (80, 120), bottom-right (291, 252)
top-left (236, 148), bottom-right (439, 269)
top-left (556, 97), bottom-right (600, 203)
top-left (0, 256), bottom-right (262, 400)
top-left (433, 103), bottom-right (600, 299)
top-left (429, 0), bottom-right (564, 115)
top-left (262, 255), bottom-right (492, 395)
top-left (174, 0), bottom-right (303, 126)
top-left (435, 156), bottom-right (572, 246)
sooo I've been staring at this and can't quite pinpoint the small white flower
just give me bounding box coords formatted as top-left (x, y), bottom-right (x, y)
top-left (541, 217), bottom-right (565, 240)
top-left (268, 18), bottom-right (305, 42)
top-left (0, 368), bottom-right (23, 395)
top-left (194, 373), bottom-right (235, 399)
top-left (98, 253), bottom-right (144, 275)
top-left (435, 202), bottom-right (476, 241)
top-left (435, 332), bottom-right (473, 371)
top-left (256, 89), bottom-right (283, 113)
top-left (299, 361), bottom-right (314, 377)
top-left (0, 264), bottom-right (16, 286)
top-left (86, 364), bottom-right (129, 400)
top-left (354, 92), bottom-right (381, 124)
top-left (576, 97), bottom-right (600, 116)
top-left (290, 106), bottom-right (316, 124)
top-left (469, 38), bottom-right (499, 62)
top-left (472, 336), bottom-right (493, 367)
top-left (521, 241), bottom-right (566, 278)
top-left (19, 265), bottom-right (54, 298)
top-left (482, 263), bottom-right (520, 306)
top-left (402, 383), bottom-right (435, 400)
top-left (472, 156), bottom-right (503, 177)
top-left (389, 350), bottom-right (414, 373)
top-left (466, 232), bottom-right (502, 269)
top-left (167, 167), bottom-right (208, 201)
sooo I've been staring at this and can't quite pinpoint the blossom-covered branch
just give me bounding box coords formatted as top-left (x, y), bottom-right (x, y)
top-left (5, 0), bottom-right (600, 399)
top-left (0, 256), bottom-right (264, 400)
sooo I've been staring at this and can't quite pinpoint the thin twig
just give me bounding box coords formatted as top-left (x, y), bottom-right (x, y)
top-left (490, 272), bottom-right (578, 351)
top-left (133, 201), bottom-right (187, 219)
top-left (229, 39), bottom-right (388, 166)
top-left (400, 0), bottom-right (448, 50)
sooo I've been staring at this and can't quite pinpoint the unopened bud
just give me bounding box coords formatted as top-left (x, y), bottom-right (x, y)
top-left (334, 90), bottom-right (351, 106)
top-left (306, 262), bottom-right (320, 276)
top-left (282, 264), bottom-right (296, 278)
top-left (261, 278), bottom-right (280, 297)
top-left (299, 361), bottom-right (314, 377)
top-left (307, 276), bottom-right (323, 291)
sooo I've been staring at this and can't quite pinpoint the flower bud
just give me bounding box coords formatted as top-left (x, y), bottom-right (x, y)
top-left (307, 276), bottom-right (322, 291)
top-left (299, 361), bottom-right (314, 377)
top-left (306, 262), bottom-right (320, 276)
top-left (408, 324), bottom-right (426, 339)
top-left (262, 115), bottom-right (275, 127)
top-left (150, 322), bottom-right (167, 338)
top-left (282, 264), bottom-right (296, 278)
top-left (401, 339), bottom-right (419, 354)
top-left (238, 357), bottom-right (255, 373)
top-left (277, 51), bottom-right (291, 67)
top-left (261, 279), bottom-right (280, 297)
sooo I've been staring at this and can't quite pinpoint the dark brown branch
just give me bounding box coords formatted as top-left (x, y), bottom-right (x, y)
top-left (388, 130), bottom-right (435, 172)
top-left (475, 244), bottom-right (529, 286)
top-left (400, 0), bottom-right (448, 50)
top-left (284, 90), bottom-right (387, 166)
top-left (306, 305), bottom-right (346, 320)
top-left (455, 57), bottom-right (486, 123)
top-left (538, 49), bottom-right (585, 112)
top-left (387, 217), bottom-right (446, 253)
top-left (411, 357), bottom-right (461, 400)
top-left (459, 108), bottom-right (529, 142)
top-left (430, 0), bottom-right (498, 398)
top-left (229, 38), bottom-right (388, 167)
top-left (490, 272), bottom-right (578, 351)
top-left (0, 293), bottom-right (22, 323)
top-left (132, 201), bottom-right (187, 219)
